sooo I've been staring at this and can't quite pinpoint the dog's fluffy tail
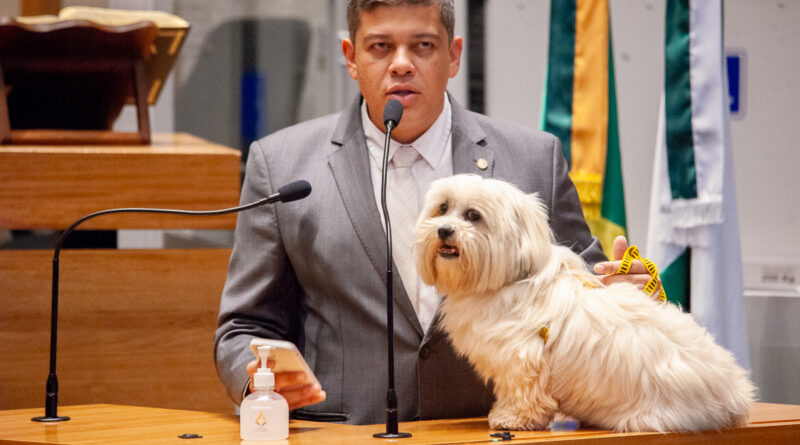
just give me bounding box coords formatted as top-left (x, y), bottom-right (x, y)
top-left (611, 323), bottom-right (757, 433)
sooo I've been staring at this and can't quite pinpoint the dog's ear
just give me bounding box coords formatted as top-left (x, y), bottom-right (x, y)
top-left (514, 192), bottom-right (556, 277)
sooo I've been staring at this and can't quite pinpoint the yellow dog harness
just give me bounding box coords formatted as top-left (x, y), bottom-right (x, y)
top-left (615, 245), bottom-right (667, 303)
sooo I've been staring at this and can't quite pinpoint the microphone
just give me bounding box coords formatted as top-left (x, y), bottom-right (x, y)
top-left (31, 180), bottom-right (311, 422)
top-left (374, 100), bottom-right (411, 439)
top-left (269, 180), bottom-right (312, 203)
top-left (383, 99), bottom-right (403, 132)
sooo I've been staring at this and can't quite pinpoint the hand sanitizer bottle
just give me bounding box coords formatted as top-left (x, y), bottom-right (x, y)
top-left (240, 345), bottom-right (289, 441)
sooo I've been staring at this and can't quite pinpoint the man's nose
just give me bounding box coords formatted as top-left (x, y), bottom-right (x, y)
top-left (390, 47), bottom-right (414, 76)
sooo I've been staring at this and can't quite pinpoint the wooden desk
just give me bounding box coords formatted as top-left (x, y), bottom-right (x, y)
top-left (0, 403), bottom-right (798, 444)
top-left (0, 132), bottom-right (240, 229)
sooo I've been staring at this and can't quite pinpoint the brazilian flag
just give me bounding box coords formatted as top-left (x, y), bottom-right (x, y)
top-left (542, 0), bottom-right (626, 261)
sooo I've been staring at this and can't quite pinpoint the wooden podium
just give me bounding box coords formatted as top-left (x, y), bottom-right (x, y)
top-left (0, 403), bottom-right (799, 444)
top-left (0, 133), bottom-right (241, 414)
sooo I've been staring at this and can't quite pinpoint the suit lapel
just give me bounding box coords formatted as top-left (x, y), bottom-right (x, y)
top-left (450, 97), bottom-right (495, 177)
top-left (328, 97), bottom-right (424, 338)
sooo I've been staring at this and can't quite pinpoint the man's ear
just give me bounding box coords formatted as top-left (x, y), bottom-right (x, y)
top-left (342, 38), bottom-right (358, 80)
top-left (448, 36), bottom-right (463, 78)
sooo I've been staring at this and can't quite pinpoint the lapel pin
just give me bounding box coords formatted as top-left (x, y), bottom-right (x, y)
top-left (476, 158), bottom-right (488, 170)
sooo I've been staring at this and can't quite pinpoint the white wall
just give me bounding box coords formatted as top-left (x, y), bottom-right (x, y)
top-left (724, 0), bottom-right (800, 272)
top-left (0, 1), bottom-right (20, 16)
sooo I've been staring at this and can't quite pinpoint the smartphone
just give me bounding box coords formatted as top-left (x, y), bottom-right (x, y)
top-left (249, 338), bottom-right (320, 387)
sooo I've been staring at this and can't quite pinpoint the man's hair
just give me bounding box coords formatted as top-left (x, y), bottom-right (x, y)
top-left (346, 0), bottom-right (455, 43)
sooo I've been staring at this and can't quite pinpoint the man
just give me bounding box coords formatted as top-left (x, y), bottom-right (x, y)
top-left (215, 0), bottom-right (652, 425)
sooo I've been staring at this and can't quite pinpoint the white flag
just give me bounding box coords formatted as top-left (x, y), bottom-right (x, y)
top-left (646, 0), bottom-right (749, 368)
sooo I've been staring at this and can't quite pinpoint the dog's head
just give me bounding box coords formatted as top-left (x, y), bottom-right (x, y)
top-left (415, 174), bottom-right (555, 298)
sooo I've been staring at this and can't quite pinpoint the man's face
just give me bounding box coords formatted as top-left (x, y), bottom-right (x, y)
top-left (342, 4), bottom-right (462, 143)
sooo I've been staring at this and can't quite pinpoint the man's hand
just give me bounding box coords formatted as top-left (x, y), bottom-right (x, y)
top-left (246, 359), bottom-right (326, 410)
top-left (593, 235), bottom-right (662, 292)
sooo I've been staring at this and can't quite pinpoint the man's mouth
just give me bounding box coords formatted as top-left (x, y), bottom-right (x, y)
top-left (391, 90), bottom-right (415, 97)
top-left (437, 244), bottom-right (459, 258)
top-left (388, 87), bottom-right (418, 99)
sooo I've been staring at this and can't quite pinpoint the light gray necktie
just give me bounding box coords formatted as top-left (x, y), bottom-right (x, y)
top-left (387, 145), bottom-right (420, 312)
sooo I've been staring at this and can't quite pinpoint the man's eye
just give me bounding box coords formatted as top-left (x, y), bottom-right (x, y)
top-left (438, 202), bottom-right (448, 215)
top-left (416, 41), bottom-right (435, 52)
top-left (465, 209), bottom-right (480, 222)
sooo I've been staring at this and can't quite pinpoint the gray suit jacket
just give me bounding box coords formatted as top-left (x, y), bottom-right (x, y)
top-left (214, 96), bottom-right (606, 425)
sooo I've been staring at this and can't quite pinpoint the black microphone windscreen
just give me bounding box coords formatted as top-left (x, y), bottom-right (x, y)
top-left (383, 99), bottom-right (403, 127)
top-left (278, 180), bottom-right (312, 202)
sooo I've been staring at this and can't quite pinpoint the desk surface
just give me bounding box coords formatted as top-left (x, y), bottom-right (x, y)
top-left (1, 403), bottom-right (799, 445)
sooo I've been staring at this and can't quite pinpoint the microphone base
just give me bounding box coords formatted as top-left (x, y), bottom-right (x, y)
top-left (373, 432), bottom-right (412, 439)
top-left (373, 407), bottom-right (411, 439)
top-left (31, 415), bottom-right (70, 422)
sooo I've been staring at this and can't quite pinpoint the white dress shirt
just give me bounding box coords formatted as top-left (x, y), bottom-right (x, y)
top-left (361, 94), bottom-right (453, 333)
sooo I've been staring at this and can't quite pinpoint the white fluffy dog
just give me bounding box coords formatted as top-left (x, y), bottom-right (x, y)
top-left (415, 174), bottom-right (755, 432)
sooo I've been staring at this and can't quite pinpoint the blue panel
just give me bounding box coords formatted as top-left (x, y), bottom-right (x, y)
top-left (241, 71), bottom-right (267, 147)
top-left (726, 54), bottom-right (741, 115)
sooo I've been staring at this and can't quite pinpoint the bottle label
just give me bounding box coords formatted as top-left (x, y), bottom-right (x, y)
top-left (255, 411), bottom-right (268, 428)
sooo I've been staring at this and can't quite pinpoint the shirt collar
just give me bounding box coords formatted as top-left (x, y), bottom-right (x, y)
top-left (361, 93), bottom-right (452, 169)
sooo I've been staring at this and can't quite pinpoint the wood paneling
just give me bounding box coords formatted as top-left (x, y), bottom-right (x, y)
top-left (0, 248), bottom-right (235, 414)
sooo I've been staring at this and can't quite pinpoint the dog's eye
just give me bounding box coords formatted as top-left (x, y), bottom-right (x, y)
top-left (438, 202), bottom-right (448, 215)
top-left (465, 209), bottom-right (481, 222)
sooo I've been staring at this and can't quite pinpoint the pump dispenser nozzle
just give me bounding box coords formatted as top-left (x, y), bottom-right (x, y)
top-left (254, 345), bottom-right (275, 389)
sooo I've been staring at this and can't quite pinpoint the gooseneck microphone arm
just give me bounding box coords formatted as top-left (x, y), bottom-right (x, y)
top-left (374, 100), bottom-right (411, 439)
top-left (32, 180), bottom-right (311, 422)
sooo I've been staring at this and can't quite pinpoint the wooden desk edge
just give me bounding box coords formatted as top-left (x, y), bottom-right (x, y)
top-left (1, 402), bottom-right (798, 445)
top-left (0, 132), bottom-right (241, 155)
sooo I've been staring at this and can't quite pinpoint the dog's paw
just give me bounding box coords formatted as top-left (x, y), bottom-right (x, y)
top-left (488, 407), bottom-right (550, 431)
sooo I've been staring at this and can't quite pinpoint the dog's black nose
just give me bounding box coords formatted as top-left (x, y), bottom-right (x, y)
top-left (438, 225), bottom-right (454, 241)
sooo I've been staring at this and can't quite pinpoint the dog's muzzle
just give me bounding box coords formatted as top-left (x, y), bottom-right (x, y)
top-left (438, 225), bottom-right (454, 241)
top-left (437, 225), bottom-right (459, 258)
